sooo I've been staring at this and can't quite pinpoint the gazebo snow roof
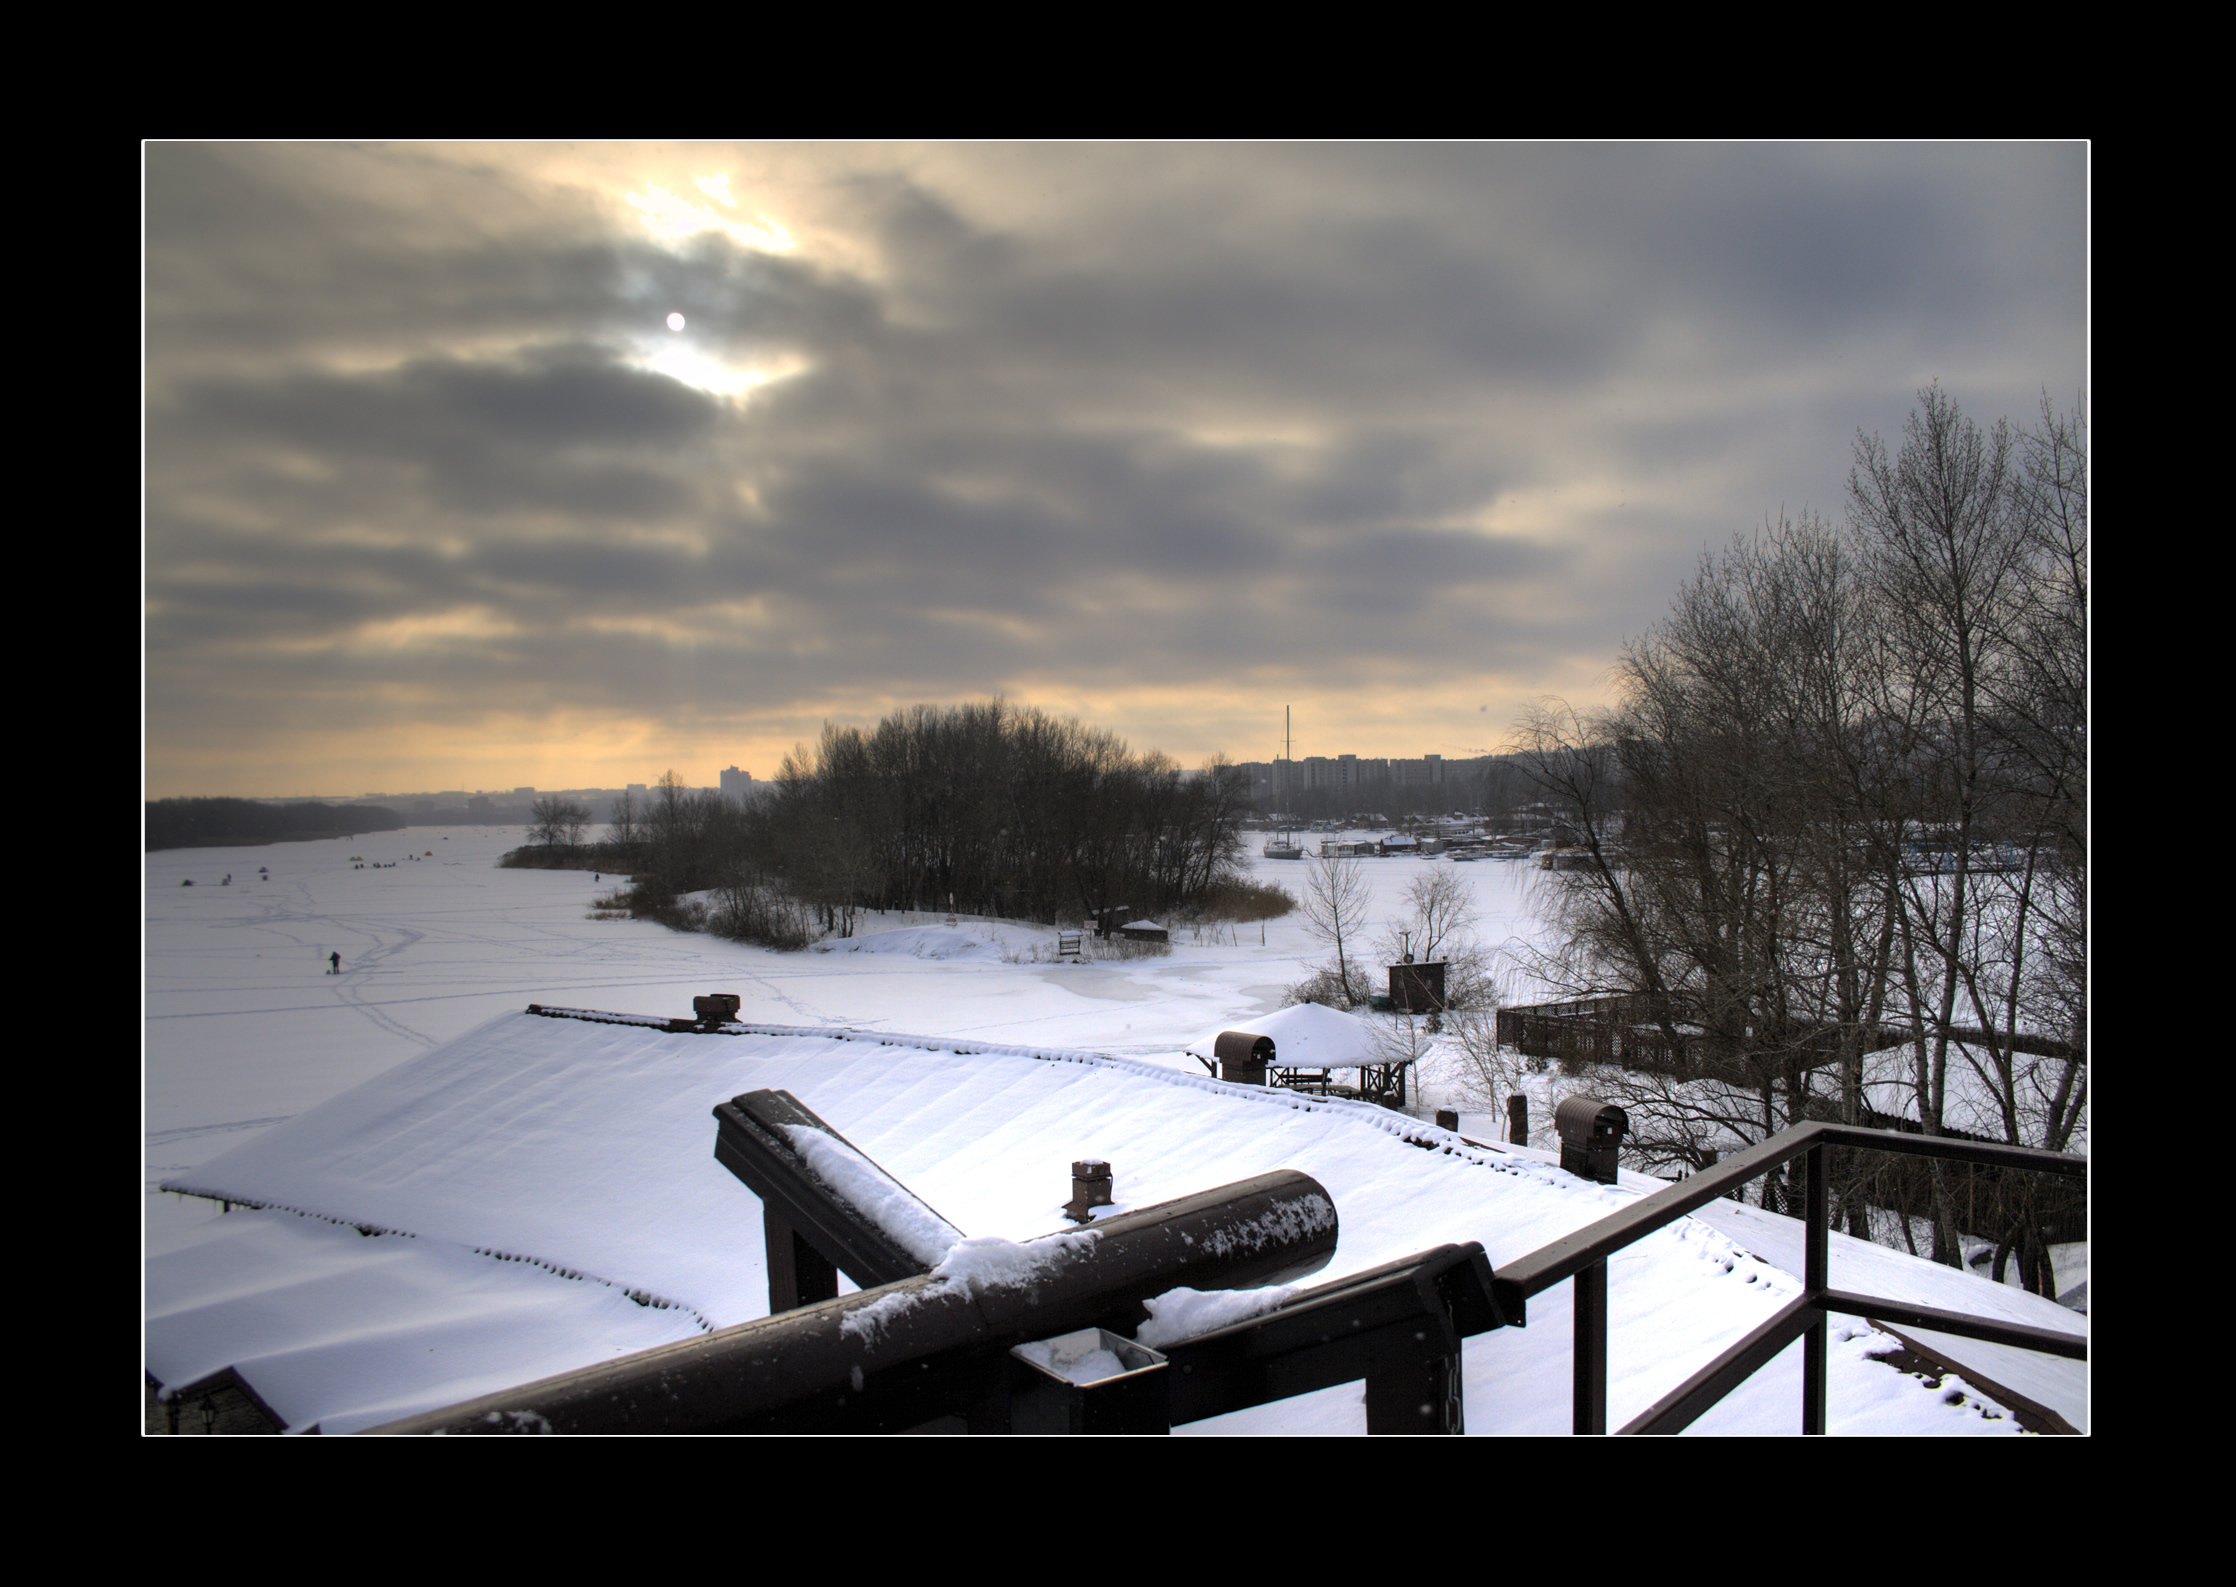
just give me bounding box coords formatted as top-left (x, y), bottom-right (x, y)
top-left (1190, 1000), bottom-right (1380, 1069)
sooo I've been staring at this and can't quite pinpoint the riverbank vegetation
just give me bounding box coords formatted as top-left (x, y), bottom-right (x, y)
top-left (502, 700), bottom-right (1286, 948)
top-left (147, 798), bottom-right (406, 851)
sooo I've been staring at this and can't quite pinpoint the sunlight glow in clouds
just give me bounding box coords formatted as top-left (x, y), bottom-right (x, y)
top-left (628, 334), bottom-right (804, 400)
top-left (625, 182), bottom-right (793, 252)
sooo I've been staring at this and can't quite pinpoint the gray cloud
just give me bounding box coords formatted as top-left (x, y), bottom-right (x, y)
top-left (143, 143), bottom-right (2086, 792)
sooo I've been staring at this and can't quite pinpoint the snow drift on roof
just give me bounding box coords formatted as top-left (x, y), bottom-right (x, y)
top-left (153, 1007), bottom-right (2082, 1434)
top-left (1191, 1000), bottom-right (1380, 1067)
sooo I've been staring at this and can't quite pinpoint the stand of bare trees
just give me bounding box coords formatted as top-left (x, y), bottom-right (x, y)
top-left (502, 706), bottom-right (1262, 949)
top-left (754, 700), bottom-right (1253, 935)
top-left (1510, 387), bottom-right (2085, 1288)
top-left (527, 795), bottom-right (590, 852)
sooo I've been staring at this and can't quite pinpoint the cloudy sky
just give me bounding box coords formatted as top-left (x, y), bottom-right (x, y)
top-left (143, 143), bottom-right (2086, 797)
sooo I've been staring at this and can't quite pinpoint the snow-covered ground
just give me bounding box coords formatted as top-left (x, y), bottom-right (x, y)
top-left (145, 830), bottom-right (2085, 1433)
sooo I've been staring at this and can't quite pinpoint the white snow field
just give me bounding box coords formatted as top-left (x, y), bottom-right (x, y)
top-left (145, 829), bottom-right (2085, 1434)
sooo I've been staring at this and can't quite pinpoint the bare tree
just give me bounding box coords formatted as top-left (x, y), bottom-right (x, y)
top-left (1516, 517), bottom-right (1913, 1214)
top-left (528, 796), bottom-right (563, 850)
top-left (1297, 854), bottom-right (1372, 1005)
top-left (530, 795), bottom-right (589, 851)
top-left (607, 789), bottom-right (639, 850)
top-left (1447, 1007), bottom-right (1534, 1128)
top-left (1367, 1005), bottom-right (1439, 1114)
top-left (1848, 384), bottom-right (2050, 1263)
top-left (1378, 867), bottom-right (1497, 1014)
top-left (1507, 388), bottom-right (2085, 1260)
top-left (1999, 391), bottom-right (2087, 1098)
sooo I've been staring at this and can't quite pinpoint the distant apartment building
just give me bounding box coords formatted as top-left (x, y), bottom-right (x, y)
top-left (1238, 752), bottom-right (1473, 807)
top-left (720, 765), bottom-right (756, 804)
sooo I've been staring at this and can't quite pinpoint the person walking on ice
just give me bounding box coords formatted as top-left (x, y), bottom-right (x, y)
top-left (328, 951), bottom-right (340, 975)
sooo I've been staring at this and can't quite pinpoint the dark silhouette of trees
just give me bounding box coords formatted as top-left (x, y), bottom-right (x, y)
top-left (754, 701), bottom-right (1249, 932)
top-left (529, 796), bottom-right (590, 851)
top-left (146, 798), bottom-right (405, 850)
top-left (1513, 387), bottom-right (2085, 1281)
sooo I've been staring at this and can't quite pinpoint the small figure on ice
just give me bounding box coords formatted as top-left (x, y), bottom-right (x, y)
top-left (328, 951), bottom-right (341, 975)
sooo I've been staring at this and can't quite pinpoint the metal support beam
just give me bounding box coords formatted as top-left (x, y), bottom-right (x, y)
top-left (1163, 1243), bottom-right (1500, 1433)
top-left (1620, 1296), bottom-right (1822, 1435)
top-left (1821, 1291), bottom-right (2088, 1360)
top-left (1573, 1260), bottom-right (1607, 1434)
top-left (1804, 1143), bottom-right (1827, 1435)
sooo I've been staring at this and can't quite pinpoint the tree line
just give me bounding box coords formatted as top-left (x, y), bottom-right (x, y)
top-left (147, 797), bottom-right (405, 850)
top-left (1508, 387), bottom-right (2085, 1291)
top-left (507, 701), bottom-right (1266, 945)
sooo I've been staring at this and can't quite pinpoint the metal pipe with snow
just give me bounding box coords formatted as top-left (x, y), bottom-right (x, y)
top-left (365, 1169), bottom-right (1339, 1434)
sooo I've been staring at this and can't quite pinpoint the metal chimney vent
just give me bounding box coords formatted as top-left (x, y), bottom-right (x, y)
top-left (1065, 1159), bottom-right (1114, 1223)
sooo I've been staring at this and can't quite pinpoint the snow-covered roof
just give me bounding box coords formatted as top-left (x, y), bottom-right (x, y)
top-left (149, 1006), bottom-right (2084, 1433)
top-left (1190, 1000), bottom-right (1382, 1069)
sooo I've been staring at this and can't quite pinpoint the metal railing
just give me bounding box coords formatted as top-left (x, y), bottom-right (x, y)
top-left (1487, 1120), bottom-right (2087, 1434)
top-left (1496, 998), bottom-right (2080, 1075)
top-left (358, 1046), bottom-right (2082, 1434)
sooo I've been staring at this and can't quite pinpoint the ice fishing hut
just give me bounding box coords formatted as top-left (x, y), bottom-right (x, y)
top-left (1388, 960), bottom-right (1447, 1014)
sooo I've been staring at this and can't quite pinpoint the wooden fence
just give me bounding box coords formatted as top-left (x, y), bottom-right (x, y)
top-left (1495, 998), bottom-right (2078, 1079)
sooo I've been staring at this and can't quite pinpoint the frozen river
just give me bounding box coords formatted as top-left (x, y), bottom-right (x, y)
top-left (145, 827), bottom-right (1560, 1210)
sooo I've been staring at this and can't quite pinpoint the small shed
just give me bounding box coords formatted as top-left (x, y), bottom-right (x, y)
top-left (1119, 919), bottom-right (1168, 944)
top-left (1388, 960), bottom-right (1447, 1014)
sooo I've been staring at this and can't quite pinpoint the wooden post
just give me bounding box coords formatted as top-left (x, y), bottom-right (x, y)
top-left (764, 1210), bottom-right (839, 1313)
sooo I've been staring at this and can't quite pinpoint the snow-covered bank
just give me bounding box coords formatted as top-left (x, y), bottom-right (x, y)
top-left (143, 826), bottom-right (1558, 1189)
top-left (145, 830), bottom-right (2083, 1433)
